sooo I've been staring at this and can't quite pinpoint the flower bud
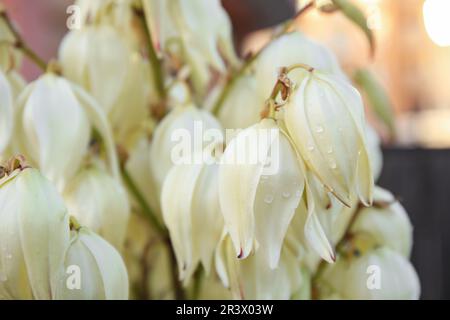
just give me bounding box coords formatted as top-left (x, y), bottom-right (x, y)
top-left (59, 25), bottom-right (129, 112)
top-left (219, 119), bottom-right (305, 268)
top-left (0, 162), bottom-right (70, 299)
top-left (254, 31), bottom-right (345, 100)
top-left (54, 224), bottom-right (129, 300)
top-left (319, 247), bottom-right (420, 300)
top-left (351, 186), bottom-right (413, 257)
top-left (0, 70), bottom-right (13, 154)
top-left (149, 105), bottom-right (222, 195)
top-left (215, 235), bottom-right (303, 299)
top-left (14, 73), bottom-right (119, 191)
top-left (284, 70), bottom-right (374, 207)
top-left (63, 164), bottom-right (130, 250)
top-left (161, 151), bottom-right (223, 282)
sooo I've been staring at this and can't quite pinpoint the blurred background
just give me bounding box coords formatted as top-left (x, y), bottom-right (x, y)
top-left (3, 0), bottom-right (450, 299)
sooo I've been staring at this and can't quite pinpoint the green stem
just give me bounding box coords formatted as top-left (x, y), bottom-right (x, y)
top-left (121, 167), bottom-right (166, 236)
top-left (211, 53), bottom-right (258, 116)
top-left (134, 3), bottom-right (166, 101)
top-left (211, 2), bottom-right (314, 116)
top-left (120, 167), bottom-right (186, 299)
top-left (0, 10), bottom-right (47, 70)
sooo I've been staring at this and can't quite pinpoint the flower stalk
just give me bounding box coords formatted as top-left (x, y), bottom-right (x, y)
top-left (0, 9), bottom-right (47, 70)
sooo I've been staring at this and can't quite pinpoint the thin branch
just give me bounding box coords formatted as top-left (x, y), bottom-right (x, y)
top-left (121, 167), bottom-right (167, 236)
top-left (133, 3), bottom-right (166, 102)
top-left (0, 10), bottom-right (47, 70)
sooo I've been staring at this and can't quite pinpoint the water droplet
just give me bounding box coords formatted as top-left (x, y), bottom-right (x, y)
top-left (327, 147), bottom-right (333, 154)
top-left (264, 194), bottom-right (274, 204)
top-left (316, 126), bottom-right (324, 133)
top-left (307, 143), bottom-right (315, 151)
top-left (282, 191), bottom-right (291, 199)
top-left (295, 189), bottom-right (302, 197)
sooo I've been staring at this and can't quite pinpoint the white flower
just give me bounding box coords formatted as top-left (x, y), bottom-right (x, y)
top-left (161, 151), bottom-right (223, 282)
top-left (59, 25), bottom-right (129, 112)
top-left (0, 70), bottom-right (13, 154)
top-left (254, 31), bottom-right (345, 100)
top-left (13, 73), bottom-right (118, 191)
top-left (0, 163), bottom-right (70, 299)
top-left (63, 164), bottom-right (130, 250)
top-left (215, 235), bottom-right (303, 300)
top-left (284, 70), bottom-right (374, 207)
top-left (219, 119), bottom-right (304, 268)
top-left (54, 224), bottom-right (129, 300)
top-left (351, 186), bottom-right (413, 257)
top-left (143, 0), bottom-right (239, 94)
top-left (108, 53), bottom-right (154, 148)
top-left (149, 104), bottom-right (222, 195)
top-left (319, 247), bottom-right (420, 300)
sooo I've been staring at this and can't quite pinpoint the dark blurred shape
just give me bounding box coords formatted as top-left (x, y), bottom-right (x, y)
top-left (222, 0), bottom-right (296, 47)
top-left (379, 148), bottom-right (450, 300)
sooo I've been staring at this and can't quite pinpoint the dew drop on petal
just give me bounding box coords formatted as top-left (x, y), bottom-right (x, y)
top-left (316, 126), bottom-right (324, 133)
top-left (307, 143), bottom-right (315, 151)
top-left (282, 191), bottom-right (291, 199)
top-left (264, 194), bottom-right (274, 204)
top-left (327, 147), bottom-right (333, 154)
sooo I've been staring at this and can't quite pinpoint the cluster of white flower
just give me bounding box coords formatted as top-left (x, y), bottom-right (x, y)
top-left (0, 0), bottom-right (419, 300)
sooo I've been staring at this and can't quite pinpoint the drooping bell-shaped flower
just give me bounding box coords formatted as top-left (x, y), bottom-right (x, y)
top-left (219, 118), bottom-right (305, 268)
top-left (59, 24), bottom-right (129, 112)
top-left (0, 159), bottom-right (70, 299)
top-left (13, 72), bottom-right (118, 191)
top-left (284, 70), bottom-right (374, 207)
top-left (143, 0), bottom-right (239, 95)
top-left (318, 247), bottom-right (420, 300)
top-left (54, 221), bottom-right (129, 300)
top-left (254, 31), bottom-right (345, 100)
top-left (149, 103), bottom-right (222, 195)
top-left (108, 53), bottom-right (154, 148)
top-left (351, 186), bottom-right (413, 257)
top-left (0, 70), bottom-right (13, 154)
top-left (63, 163), bottom-right (130, 250)
top-left (215, 235), bottom-right (303, 300)
top-left (161, 150), bottom-right (223, 282)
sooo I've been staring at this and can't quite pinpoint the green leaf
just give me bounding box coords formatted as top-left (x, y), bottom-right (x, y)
top-left (353, 69), bottom-right (396, 137)
top-left (332, 0), bottom-right (375, 56)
